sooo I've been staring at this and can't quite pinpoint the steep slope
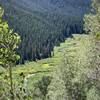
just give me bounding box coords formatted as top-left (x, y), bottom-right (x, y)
top-left (0, 0), bottom-right (91, 63)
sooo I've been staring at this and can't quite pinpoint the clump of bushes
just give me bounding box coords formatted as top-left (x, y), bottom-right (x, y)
top-left (96, 32), bottom-right (100, 40)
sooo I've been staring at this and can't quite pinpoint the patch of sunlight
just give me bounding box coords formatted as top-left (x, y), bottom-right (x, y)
top-left (42, 64), bottom-right (49, 68)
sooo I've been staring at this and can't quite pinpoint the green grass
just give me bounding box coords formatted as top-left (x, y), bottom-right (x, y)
top-left (96, 32), bottom-right (100, 40)
top-left (0, 34), bottom-right (90, 90)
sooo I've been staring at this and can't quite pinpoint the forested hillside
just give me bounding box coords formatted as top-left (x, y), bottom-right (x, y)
top-left (0, 0), bottom-right (91, 63)
top-left (0, 0), bottom-right (100, 100)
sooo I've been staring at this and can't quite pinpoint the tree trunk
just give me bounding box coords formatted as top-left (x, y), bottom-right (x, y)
top-left (9, 63), bottom-right (14, 100)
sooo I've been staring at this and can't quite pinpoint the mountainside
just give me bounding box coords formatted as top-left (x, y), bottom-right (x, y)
top-left (0, 1), bottom-right (100, 99)
top-left (0, 0), bottom-right (91, 63)
top-left (1, 0), bottom-right (91, 15)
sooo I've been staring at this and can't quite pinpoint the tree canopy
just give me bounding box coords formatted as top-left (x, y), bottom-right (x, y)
top-left (0, 7), bottom-right (21, 67)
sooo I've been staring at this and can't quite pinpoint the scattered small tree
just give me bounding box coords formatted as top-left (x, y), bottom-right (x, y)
top-left (0, 7), bottom-right (21, 99)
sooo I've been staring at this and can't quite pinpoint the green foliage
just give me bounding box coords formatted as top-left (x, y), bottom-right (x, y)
top-left (87, 87), bottom-right (100, 100)
top-left (46, 34), bottom-right (100, 100)
top-left (33, 76), bottom-right (52, 100)
top-left (0, 6), bottom-right (21, 99)
top-left (0, 7), bottom-right (21, 67)
top-left (84, 0), bottom-right (100, 35)
top-left (0, 1), bottom-right (100, 98)
top-left (0, 33), bottom-right (100, 100)
top-left (45, 35), bottom-right (85, 100)
top-left (96, 32), bottom-right (100, 40)
top-left (92, 0), bottom-right (100, 12)
top-left (46, 75), bottom-right (67, 100)
top-left (0, 34), bottom-right (86, 99)
top-left (0, 7), bottom-right (3, 17)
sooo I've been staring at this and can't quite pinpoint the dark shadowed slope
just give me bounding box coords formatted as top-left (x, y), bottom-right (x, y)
top-left (3, 0), bottom-right (91, 16)
top-left (0, 0), bottom-right (91, 63)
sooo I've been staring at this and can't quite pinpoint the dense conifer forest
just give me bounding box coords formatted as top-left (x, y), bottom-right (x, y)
top-left (0, 0), bottom-right (91, 63)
